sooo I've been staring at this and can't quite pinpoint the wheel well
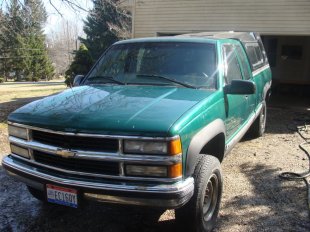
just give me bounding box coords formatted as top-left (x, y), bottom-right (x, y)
top-left (200, 133), bottom-right (225, 162)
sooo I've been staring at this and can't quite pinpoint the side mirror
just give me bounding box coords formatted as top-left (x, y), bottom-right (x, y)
top-left (73, 75), bottom-right (85, 87)
top-left (224, 80), bottom-right (256, 95)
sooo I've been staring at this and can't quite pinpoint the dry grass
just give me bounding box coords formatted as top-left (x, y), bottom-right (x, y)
top-left (0, 82), bottom-right (66, 104)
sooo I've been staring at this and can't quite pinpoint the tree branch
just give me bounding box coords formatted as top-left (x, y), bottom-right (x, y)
top-left (61, 0), bottom-right (88, 12)
top-left (49, 0), bottom-right (63, 17)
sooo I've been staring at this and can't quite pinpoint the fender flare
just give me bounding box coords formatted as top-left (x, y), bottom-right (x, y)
top-left (185, 119), bottom-right (226, 177)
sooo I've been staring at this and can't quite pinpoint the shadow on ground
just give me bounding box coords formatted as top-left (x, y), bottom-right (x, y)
top-left (266, 108), bottom-right (310, 135)
top-left (215, 162), bottom-right (310, 231)
top-left (0, 164), bottom-right (176, 232)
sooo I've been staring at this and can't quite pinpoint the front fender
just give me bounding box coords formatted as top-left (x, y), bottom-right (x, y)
top-left (185, 119), bottom-right (226, 177)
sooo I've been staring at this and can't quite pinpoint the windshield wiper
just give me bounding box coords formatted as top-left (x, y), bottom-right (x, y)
top-left (86, 75), bottom-right (125, 85)
top-left (136, 74), bottom-right (196, 89)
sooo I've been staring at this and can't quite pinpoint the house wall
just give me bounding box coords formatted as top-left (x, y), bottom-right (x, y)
top-left (132, 0), bottom-right (310, 84)
top-left (133, 0), bottom-right (310, 38)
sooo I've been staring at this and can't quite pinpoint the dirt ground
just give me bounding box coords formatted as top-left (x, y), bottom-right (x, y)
top-left (0, 83), bottom-right (309, 232)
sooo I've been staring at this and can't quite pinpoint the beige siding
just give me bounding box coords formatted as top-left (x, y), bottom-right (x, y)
top-left (133, 0), bottom-right (310, 38)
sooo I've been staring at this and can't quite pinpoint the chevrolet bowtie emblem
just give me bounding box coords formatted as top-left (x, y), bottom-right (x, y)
top-left (55, 149), bottom-right (76, 158)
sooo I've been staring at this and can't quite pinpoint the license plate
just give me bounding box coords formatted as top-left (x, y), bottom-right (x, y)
top-left (46, 184), bottom-right (78, 208)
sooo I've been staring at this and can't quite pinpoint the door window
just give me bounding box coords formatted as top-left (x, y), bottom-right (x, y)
top-left (236, 44), bottom-right (251, 80)
top-left (223, 44), bottom-right (243, 85)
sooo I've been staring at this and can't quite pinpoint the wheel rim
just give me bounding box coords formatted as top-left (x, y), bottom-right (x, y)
top-left (203, 174), bottom-right (219, 222)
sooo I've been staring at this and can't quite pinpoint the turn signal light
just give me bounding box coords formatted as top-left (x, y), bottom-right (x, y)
top-left (168, 163), bottom-right (182, 178)
top-left (169, 138), bottom-right (182, 155)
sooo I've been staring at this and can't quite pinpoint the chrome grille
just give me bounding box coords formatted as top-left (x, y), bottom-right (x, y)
top-left (32, 130), bottom-right (118, 152)
top-left (33, 150), bottom-right (119, 175)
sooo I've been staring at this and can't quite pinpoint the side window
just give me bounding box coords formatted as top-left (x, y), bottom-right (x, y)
top-left (223, 44), bottom-right (243, 85)
top-left (235, 44), bottom-right (251, 80)
top-left (257, 38), bottom-right (269, 65)
top-left (245, 43), bottom-right (264, 70)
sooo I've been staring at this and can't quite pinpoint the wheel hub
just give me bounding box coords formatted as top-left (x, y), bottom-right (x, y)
top-left (203, 174), bottom-right (219, 222)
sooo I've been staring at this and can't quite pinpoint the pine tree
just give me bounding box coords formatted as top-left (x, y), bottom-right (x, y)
top-left (0, 0), bottom-right (25, 80)
top-left (80, 0), bottom-right (131, 61)
top-left (65, 44), bottom-right (93, 86)
top-left (0, 0), bottom-right (54, 81)
top-left (22, 0), bottom-right (54, 81)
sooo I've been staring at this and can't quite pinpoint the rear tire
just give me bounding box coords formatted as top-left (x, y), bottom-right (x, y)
top-left (175, 155), bottom-right (223, 232)
top-left (249, 102), bottom-right (266, 138)
top-left (27, 186), bottom-right (45, 201)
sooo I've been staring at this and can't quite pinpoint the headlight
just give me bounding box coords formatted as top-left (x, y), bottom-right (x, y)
top-left (123, 138), bottom-right (182, 155)
top-left (8, 125), bottom-right (29, 140)
top-left (124, 140), bottom-right (168, 155)
top-left (10, 144), bottom-right (30, 159)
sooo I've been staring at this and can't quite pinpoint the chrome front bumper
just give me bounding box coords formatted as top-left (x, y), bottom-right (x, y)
top-left (2, 155), bottom-right (194, 208)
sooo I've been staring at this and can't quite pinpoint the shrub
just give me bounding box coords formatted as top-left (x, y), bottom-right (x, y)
top-left (65, 76), bottom-right (74, 87)
top-left (32, 77), bottom-right (39, 82)
top-left (0, 78), bottom-right (4, 83)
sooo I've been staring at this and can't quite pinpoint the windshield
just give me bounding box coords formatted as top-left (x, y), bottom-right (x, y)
top-left (84, 42), bottom-right (218, 89)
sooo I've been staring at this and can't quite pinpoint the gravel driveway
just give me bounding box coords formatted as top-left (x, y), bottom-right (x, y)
top-left (0, 106), bottom-right (309, 232)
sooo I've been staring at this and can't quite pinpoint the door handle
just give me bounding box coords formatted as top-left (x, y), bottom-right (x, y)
top-left (244, 95), bottom-right (248, 99)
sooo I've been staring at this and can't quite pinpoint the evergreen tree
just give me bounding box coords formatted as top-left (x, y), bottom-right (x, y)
top-left (0, 0), bottom-right (54, 81)
top-left (65, 44), bottom-right (93, 86)
top-left (80, 0), bottom-right (131, 62)
top-left (22, 0), bottom-right (54, 81)
top-left (0, 0), bottom-right (25, 80)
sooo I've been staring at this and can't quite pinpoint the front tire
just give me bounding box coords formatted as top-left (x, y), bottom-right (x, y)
top-left (175, 155), bottom-right (223, 232)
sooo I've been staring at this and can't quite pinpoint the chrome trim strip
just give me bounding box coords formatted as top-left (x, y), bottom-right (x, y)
top-left (26, 128), bottom-right (31, 141)
top-left (225, 103), bottom-right (263, 154)
top-left (9, 154), bottom-right (182, 183)
top-left (118, 139), bottom-right (125, 176)
top-left (252, 64), bottom-right (270, 76)
top-left (119, 162), bottom-right (125, 176)
top-left (7, 122), bottom-right (178, 141)
top-left (3, 156), bottom-right (194, 194)
top-left (9, 137), bottom-right (182, 165)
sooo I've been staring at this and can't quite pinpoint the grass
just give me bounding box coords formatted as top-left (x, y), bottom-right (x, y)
top-left (0, 82), bottom-right (67, 128)
top-left (0, 83), bottom-right (66, 104)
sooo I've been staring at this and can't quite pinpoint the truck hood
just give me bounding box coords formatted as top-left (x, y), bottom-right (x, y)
top-left (9, 85), bottom-right (214, 136)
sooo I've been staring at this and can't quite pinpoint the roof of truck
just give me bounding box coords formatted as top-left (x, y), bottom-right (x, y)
top-left (115, 31), bottom-right (260, 45)
top-left (177, 31), bottom-right (260, 43)
top-left (115, 36), bottom-right (218, 44)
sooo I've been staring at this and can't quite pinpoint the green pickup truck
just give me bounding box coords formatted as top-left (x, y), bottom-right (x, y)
top-left (3, 32), bottom-right (271, 231)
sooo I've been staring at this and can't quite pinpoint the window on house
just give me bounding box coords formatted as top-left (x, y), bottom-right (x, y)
top-left (281, 45), bottom-right (303, 60)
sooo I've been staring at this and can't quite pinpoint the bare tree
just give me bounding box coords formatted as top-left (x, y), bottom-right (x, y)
top-left (46, 18), bottom-right (82, 75)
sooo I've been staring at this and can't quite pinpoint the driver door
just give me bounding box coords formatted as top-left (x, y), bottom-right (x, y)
top-left (222, 44), bottom-right (248, 140)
